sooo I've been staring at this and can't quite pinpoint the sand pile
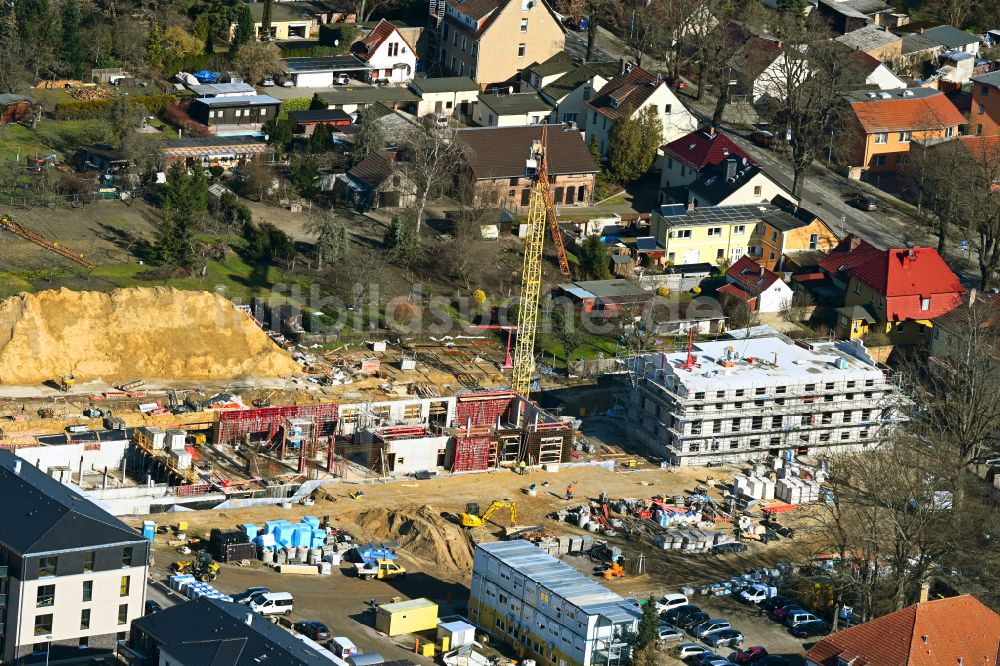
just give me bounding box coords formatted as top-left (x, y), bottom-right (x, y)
top-left (0, 287), bottom-right (300, 384)
top-left (356, 505), bottom-right (475, 573)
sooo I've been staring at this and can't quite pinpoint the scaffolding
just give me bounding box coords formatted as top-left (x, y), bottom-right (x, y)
top-left (215, 403), bottom-right (339, 445)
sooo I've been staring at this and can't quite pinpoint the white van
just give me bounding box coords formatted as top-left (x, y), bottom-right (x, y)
top-left (655, 593), bottom-right (689, 614)
top-left (328, 637), bottom-right (358, 660)
top-left (785, 610), bottom-right (819, 627)
top-left (249, 591), bottom-right (294, 616)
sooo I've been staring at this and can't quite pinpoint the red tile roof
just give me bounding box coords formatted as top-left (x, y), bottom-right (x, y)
top-left (717, 282), bottom-right (755, 302)
top-left (662, 128), bottom-right (754, 171)
top-left (354, 19), bottom-right (417, 63)
top-left (819, 235), bottom-right (884, 281)
top-left (804, 595), bottom-right (1000, 666)
top-left (725, 255), bottom-right (781, 294)
top-left (849, 91), bottom-right (966, 134)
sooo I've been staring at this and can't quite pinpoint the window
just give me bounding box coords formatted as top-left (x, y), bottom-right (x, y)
top-left (452, 32), bottom-right (457, 45)
top-left (734, 224), bottom-right (745, 234)
top-left (118, 604), bottom-right (129, 625)
top-left (34, 614), bottom-right (53, 636)
top-left (39, 556), bottom-right (57, 577)
top-left (713, 421), bottom-right (722, 433)
top-left (771, 230), bottom-right (778, 241)
top-left (665, 103), bottom-right (672, 113)
top-left (520, 17), bottom-right (528, 31)
top-left (731, 418), bottom-right (741, 432)
top-left (898, 131), bottom-right (911, 142)
top-left (81, 609), bottom-right (91, 630)
top-left (978, 104), bottom-right (985, 115)
top-left (920, 297), bottom-right (930, 311)
top-left (717, 248), bottom-right (725, 259)
top-left (708, 227), bottom-right (722, 237)
top-left (751, 416), bottom-right (763, 430)
top-left (978, 124), bottom-right (984, 135)
top-left (517, 43), bottom-right (526, 57)
top-left (122, 547), bottom-right (134, 568)
top-left (806, 232), bottom-right (819, 250)
top-left (79, 637), bottom-right (89, 648)
top-left (83, 551), bottom-right (94, 572)
top-left (82, 580), bottom-right (93, 602)
top-left (896, 153), bottom-right (907, 165)
top-left (854, 281), bottom-right (862, 294)
top-left (982, 85), bottom-right (990, 96)
top-left (677, 229), bottom-right (692, 238)
top-left (945, 127), bottom-right (955, 137)
top-left (753, 185), bottom-right (762, 196)
top-left (874, 132), bottom-right (888, 144)
top-left (872, 155), bottom-right (886, 167)
top-left (37, 585), bottom-right (55, 608)
top-left (120, 575), bottom-right (130, 597)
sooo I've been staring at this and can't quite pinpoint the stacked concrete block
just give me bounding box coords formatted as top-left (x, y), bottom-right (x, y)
top-left (654, 529), bottom-right (732, 552)
top-left (776, 477), bottom-right (821, 504)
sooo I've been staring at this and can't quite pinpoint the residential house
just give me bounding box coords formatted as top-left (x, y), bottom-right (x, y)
top-left (971, 70), bottom-right (1000, 136)
top-left (930, 290), bottom-right (1000, 356)
top-left (411, 76), bottom-right (480, 119)
top-left (437, 0), bottom-right (565, 87)
top-left (835, 24), bottom-right (903, 62)
top-left (842, 87), bottom-right (965, 176)
top-left (521, 51), bottom-right (576, 92)
top-left (898, 32), bottom-right (946, 71)
top-left (727, 35), bottom-right (803, 103)
top-left (650, 204), bottom-right (762, 266)
top-left (455, 124), bottom-right (598, 208)
top-left (686, 159), bottom-right (794, 209)
top-left (804, 595), bottom-right (1000, 666)
top-left (843, 50), bottom-right (906, 89)
top-left (921, 24), bottom-right (980, 55)
top-left (122, 597), bottom-right (333, 666)
top-left (539, 61), bottom-right (618, 127)
top-left (336, 153), bottom-right (412, 209)
top-left (352, 19), bottom-right (418, 83)
top-left (0, 93), bottom-right (35, 123)
top-left (558, 279), bottom-right (646, 316)
top-left (313, 86), bottom-right (419, 115)
top-left (236, 1), bottom-right (317, 40)
top-left (585, 64), bottom-right (697, 158)
top-left (659, 126), bottom-right (754, 201)
top-left (288, 109), bottom-right (353, 135)
top-left (187, 95), bottom-right (281, 135)
top-left (815, 0), bottom-right (899, 34)
top-left (188, 82), bottom-right (257, 98)
top-left (281, 55), bottom-right (370, 87)
top-left (718, 255), bottom-right (793, 313)
top-left (751, 202), bottom-right (839, 271)
top-left (475, 92), bottom-right (552, 126)
top-left (161, 136), bottom-right (273, 171)
top-left (0, 451), bottom-right (149, 664)
top-left (820, 236), bottom-right (963, 342)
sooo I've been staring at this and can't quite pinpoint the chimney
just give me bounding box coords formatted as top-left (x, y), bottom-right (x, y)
top-left (759, 265), bottom-right (765, 277)
top-left (968, 288), bottom-right (977, 307)
top-left (724, 158), bottom-right (738, 181)
top-left (687, 201), bottom-right (696, 211)
top-left (619, 57), bottom-right (628, 75)
top-left (918, 581), bottom-right (930, 603)
top-left (13, 460), bottom-right (21, 475)
top-left (708, 126), bottom-right (716, 136)
top-left (848, 235), bottom-right (861, 251)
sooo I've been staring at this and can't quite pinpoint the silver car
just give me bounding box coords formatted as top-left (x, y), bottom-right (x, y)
top-left (658, 625), bottom-right (684, 643)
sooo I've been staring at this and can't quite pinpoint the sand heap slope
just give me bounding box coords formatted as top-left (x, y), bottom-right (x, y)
top-left (355, 505), bottom-right (475, 574)
top-left (0, 287), bottom-right (300, 384)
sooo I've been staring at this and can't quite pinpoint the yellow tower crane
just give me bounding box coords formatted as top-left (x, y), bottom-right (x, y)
top-left (511, 124), bottom-right (569, 397)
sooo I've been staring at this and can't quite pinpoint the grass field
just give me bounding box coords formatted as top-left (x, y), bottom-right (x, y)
top-left (0, 120), bottom-right (111, 161)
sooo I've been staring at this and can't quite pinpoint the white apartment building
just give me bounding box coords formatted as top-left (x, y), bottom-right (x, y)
top-left (469, 540), bottom-right (640, 666)
top-left (628, 336), bottom-right (903, 466)
top-left (0, 451), bottom-right (148, 663)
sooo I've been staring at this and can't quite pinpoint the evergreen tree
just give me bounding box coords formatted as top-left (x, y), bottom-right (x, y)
top-left (384, 215), bottom-right (417, 259)
top-left (351, 107), bottom-right (385, 166)
top-left (309, 122), bottom-right (334, 153)
top-left (776, 0), bottom-right (807, 14)
top-left (231, 4), bottom-right (255, 52)
top-left (588, 134), bottom-right (601, 164)
top-left (260, 0), bottom-right (273, 41)
top-left (606, 106), bottom-right (663, 183)
top-left (154, 164), bottom-right (209, 266)
top-left (263, 118), bottom-right (293, 151)
top-left (634, 597), bottom-right (659, 650)
top-left (578, 234), bottom-right (612, 280)
top-left (334, 225), bottom-right (348, 259)
top-left (146, 22), bottom-right (164, 67)
top-left (61, 0), bottom-right (84, 78)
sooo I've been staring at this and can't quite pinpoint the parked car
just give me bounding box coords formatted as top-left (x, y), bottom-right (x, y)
top-left (762, 595), bottom-right (793, 613)
top-left (249, 591), bottom-right (294, 616)
top-left (739, 584), bottom-right (775, 605)
top-left (756, 657), bottom-right (789, 666)
top-left (333, 73), bottom-right (350, 85)
top-left (658, 625), bottom-right (685, 643)
top-left (664, 604), bottom-right (702, 624)
top-left (850, 193), bottom-right (877, 211)
top-left (732, 646), bottom-right (768, 664)
top-left (791, 619), bottom-right (832, 638)
top-left (656, 593), bottom-right (690, 613)
top-left (144, 600), bottom-right (163, 615)
top-left (676, 643), bottom-right (711, 661)
top-left (432, 113), bottom-right (449, 128)
top-left (750, 129), bottom-right (776, 147)
top-left (693, 652), bottom-right (723, 666)
top-left (679, 611), bottom-right (711, 630)
top-left (691, 620), bottom-right (733, 638)
top-left (712, 542), bottom-right (748, 555)
top-left (261, 76), bottom-right (275, 87)
top-left (770, 602), bottom-right (805, 622)
top-left (233, 587), bottom-right (270, 604)
top-left (785, 610), bottom-right (820, 627)
top-left (704, 629), bottom-right (744, 648)
top-left (294, 621), bottom-right (331, 641)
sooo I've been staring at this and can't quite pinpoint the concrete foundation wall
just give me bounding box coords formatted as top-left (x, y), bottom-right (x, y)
top-left (14, 440), bottom-right (128, 479)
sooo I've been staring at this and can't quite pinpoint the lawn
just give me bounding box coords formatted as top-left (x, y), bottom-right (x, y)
top-left (0, 120), bottom-right (110, 161)
top-left (86, 254), bottom-right (288, 299)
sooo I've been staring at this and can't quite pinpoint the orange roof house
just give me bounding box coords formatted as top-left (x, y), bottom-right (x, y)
top-left (804, 595), bottom-right (1000, 666)
top-left (352, 19), bottom-right (417, 83)
top-left (842, 87), bottom-right (966, 176)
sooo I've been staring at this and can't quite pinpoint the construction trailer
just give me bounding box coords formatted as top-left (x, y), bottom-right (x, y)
top-left (375, 598), bottom-right (439, 636)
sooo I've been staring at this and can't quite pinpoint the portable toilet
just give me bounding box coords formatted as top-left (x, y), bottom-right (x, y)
top-left (142, 520), bottom-right (156, 541)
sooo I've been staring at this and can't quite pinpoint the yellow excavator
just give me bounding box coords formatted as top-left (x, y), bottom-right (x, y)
top-left (171, 552), bottom-right (220, 582)
top-left (461, 500), bottom-right (517, 528)
top-left (58, 375), bottom-right (76, 392)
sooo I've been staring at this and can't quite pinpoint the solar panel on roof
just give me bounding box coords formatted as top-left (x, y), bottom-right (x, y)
top-left (660, 203), bottom-right (686, 217)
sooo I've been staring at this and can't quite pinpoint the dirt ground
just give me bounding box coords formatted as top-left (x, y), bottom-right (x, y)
top-left (138, 464), bottom-right (816, 662)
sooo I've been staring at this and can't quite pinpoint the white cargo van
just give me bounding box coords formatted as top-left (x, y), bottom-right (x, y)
top-left (328, 637), bottom-right (358, 660)
top-left (249, 591), bottom-right (294, 616)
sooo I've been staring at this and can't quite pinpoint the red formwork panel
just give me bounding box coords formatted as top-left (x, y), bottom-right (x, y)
top-left (455, 390), bottom-right (516, 428)
top-left (451, 434), bottom-right (492, 472)
top-left (215, 403), bottom-right (339, 444)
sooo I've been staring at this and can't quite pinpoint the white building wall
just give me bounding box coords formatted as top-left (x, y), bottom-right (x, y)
top-left (759, 280), bottom-right (794, 313)
top-left (867, 64), bottom-right (906, 89)
top-left (548, 74), bottom-right (611, 126)
top-left (415, 90), bottom-right (479, 117)
top-left (385, 435), bottom-right (449, 473)
top-left (366, 31), bottom-right (417, 83)
top-left (14, 441), bottom-right (128, 478)
top-left (585, 84), bottom-right (696, 159)
top-left (294, 71), bottom-right (334, 87)
top-left (710, 172), bottom-right (796, 207)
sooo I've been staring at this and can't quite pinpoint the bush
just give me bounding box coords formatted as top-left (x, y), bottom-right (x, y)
top-left (691, 286), bottom-right (702, 294)
top-left (53, 93), bottom-right (176, 120)
top-left (318, 24), bottom-right (358, 51)
top-left (281, 98), bottom-right (312, 113)
top-left (279, 45), bottom-right (342, 58)
top-left (594, 172), bottom-right (616, 201)
top-left (656, 286), bottom-right (670, 297)
top-left (162, 103), bottom-right (212, 137)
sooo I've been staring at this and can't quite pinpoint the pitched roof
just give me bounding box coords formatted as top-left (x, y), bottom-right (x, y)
top-left (446, 0), bottom-right (501, 21)
top-left (354, 19), bottom-right (417, 63)
top-left (0, 450), bottom-right (145, 555)
top-left (847, 89), bottom-right (965, 133)
top-left (588, 65), bottom-right (665, 121)
top-left (972, 70), bottom-right (1000, 88)
top-left (456, 125), bottom-right (598, 179)
top-left (901, 32), bottom-right (944, 55)
top-left (933, 294), bottom-right (1000, 334)
top-left (409, 76), bottom-right (480, 94)
top-left (760, 204), bottom-right (819, 232)
top-left (541, 62), bottom-right (619, 103)
top-left (921, 25), bottom-right (979, 49)
top-left (661, 127), bottom-right (753, 171)
top-left (476, 92), bottom-right (552, 115)
top-left (804, 595), bottom-right (1000, 666)
top-left (849, 246), bottom-right (962, 297)
top-left (688, 164), bottom-right (775, 205)
top-left (717, 282), bottom-right (755, 301)
top-left (817, 0), bottom-right (893, 17)
top-left (726, 255), bottom-right (782, 294)
top-left (819, 235), bottom-right (884, 280)
top-left (525, 51), bottom-right (576, 79)
top-left (347, 153), bottom-right (393, 190)
top-left (845, 49), bottom-right (884, 77)
top-left (132, 597), bottom-right (332, 666)
top-left (835, 24), bottom-right (902, 52)
top-left (315, 86), bottom-right (419, 105)
top-left (728, 36), bottom-right (782, 81)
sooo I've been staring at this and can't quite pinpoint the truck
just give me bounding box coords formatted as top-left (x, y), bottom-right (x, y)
top-left (354, 558), bottom-right (405, 581)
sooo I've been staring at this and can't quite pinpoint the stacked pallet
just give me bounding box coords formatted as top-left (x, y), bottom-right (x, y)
top-left (653, 529), bottom-right (734, 552)
top-left (776, 477), bottom-right (821, 504)
top-left (732, 474), bottom-right (776, 500)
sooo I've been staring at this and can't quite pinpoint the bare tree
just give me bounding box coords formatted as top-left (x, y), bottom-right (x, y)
top-left (304, 208), bottom-right (345, 271)
top-left (397, 125), bottom-right (467, 239)
top-left (956, 140), bottom-right (1000, 292)
top-left (352, 0), bottom-right (404, 22)
top-left (230, 41), bottom-right (283, 86)
top-left (900, 137), bottom-right (969, 255)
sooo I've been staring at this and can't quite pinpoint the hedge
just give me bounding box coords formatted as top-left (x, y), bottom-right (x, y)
top-left (54, 93), bottom-right (177, 120)
top-left (281, 98), bottom-right (313, 113)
